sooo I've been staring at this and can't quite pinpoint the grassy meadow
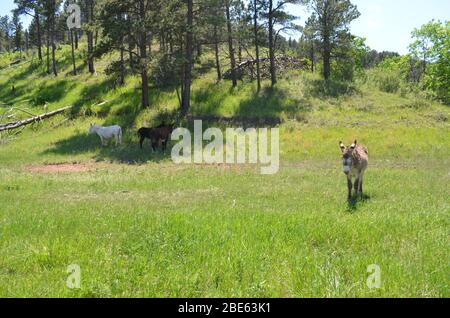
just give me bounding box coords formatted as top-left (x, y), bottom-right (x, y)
top-left (0, 47), bottom-right (449, 297)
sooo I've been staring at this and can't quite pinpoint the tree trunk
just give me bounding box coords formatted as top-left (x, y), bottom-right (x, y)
top-left (87, 0), bottom-right (95, 74)
top-left (268, 0), bottom-right (276, 87)
top-left (128, 39), bottom-right (133, 69)
top-left (36, 11), bottom-right (42, 61)
top-left (213, 25), bottom-right (221, 82)
top-left (74, 30), bottom-right (78, 49)
top-left (226, 1), bottom-right (237, 87)
top-left (181, 0), bottom-right (193, 115)
top-left (51, 6), bottom-right (57, 76)
top-left (139, 0), bottom-right (149, 108)
top-left (46, 22), bottom-right (50, 74)
top-left (323, 35), bottom-right (331, 80)
top-left (238, 35), bottom-right (242, 63)
top-left (253, 0), bottom-right (261, 92)
top-left (94, 30), bottom-right (98, 46)
top-left (119, 45), bottom-right (125, 85)
top-left (70, 29), bottom-right (77, 75)
top-left (0, 106), bottom-right (71, 132)
top-left (25, 31), bottom-right (29, 53)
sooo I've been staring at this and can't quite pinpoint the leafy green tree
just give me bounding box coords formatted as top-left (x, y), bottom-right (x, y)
top-left (14, 0), bottom-right (44, 60)
top-left (12, 11), bottom-right (24, 53)
top-left (409, 20), bottom-right (450, 104)
top-left (304, 0), bottom-right (360, 80)
top-left (0, 16), bottom-right (13, 52)
top-left (261, 0), bottom-right (303, 86)
top-left (42, 0), bottom-right (62, 76)
top-left (98, 0), bottom-right (152, 108)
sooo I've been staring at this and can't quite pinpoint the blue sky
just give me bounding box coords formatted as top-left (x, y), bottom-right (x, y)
top-left (1, 0), bottom-right (449, 54)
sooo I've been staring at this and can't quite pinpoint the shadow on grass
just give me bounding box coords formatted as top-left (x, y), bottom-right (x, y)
top-left (346, 194), bottom-right (372, 213)
top-left (305, 79), bottom-right (360, 99)
top-left (0, 61), bottom-right (44, 105)
top-left (42, 130), bottom-right (172, 164)
top-left (32, 80), bottom-right (75, 106)
top-left (192, 84), bottom-right (312, 124)
top-left (237, 86), bottom-right (313, 120)
top-left (69, 77), bottom-right (117, 117)
top-left (44, 81), bottom-right (175, 164)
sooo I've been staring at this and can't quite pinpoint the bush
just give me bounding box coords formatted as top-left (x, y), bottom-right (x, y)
top-left (366, 68), bottom-right (401, 93)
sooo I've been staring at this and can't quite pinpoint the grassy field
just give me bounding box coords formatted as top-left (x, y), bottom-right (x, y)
top-left (0, 48), bottom-right (449, 297)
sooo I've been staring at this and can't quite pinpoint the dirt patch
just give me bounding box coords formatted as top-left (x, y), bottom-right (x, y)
top-left (26, 163), bottom-right (92, 173)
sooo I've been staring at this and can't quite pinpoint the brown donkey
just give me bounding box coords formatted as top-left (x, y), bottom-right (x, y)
top-left (339, 140), bottom-right (369, 200)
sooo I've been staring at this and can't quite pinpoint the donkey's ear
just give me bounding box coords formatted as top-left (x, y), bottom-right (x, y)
top-left (339, 141), bottom-right (346, 152)
top-left (354, 140), bottom-right (358, 145)
top-left (350, 140), bottom-right (357, 149)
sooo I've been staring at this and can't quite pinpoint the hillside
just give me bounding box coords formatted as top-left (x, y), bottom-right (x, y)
top-left (0, 47), bottom-right (449, 297)
top-left (1, 46), bottom-right (448, 164)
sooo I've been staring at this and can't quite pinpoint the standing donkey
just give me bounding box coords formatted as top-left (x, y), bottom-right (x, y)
top-left (339, 140), bottom-right (369, 200)
top-left (89, 123), bottom-right (122, 147)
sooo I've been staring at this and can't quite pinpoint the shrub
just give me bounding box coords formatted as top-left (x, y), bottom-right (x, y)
top-left (367, 68), bottom-right (401, 93)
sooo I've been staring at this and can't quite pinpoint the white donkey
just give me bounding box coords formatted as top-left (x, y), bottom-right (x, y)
top-left (89, 123), bottom-right (122, 147)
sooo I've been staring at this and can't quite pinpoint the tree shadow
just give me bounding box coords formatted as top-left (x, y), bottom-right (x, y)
top-left (43, 80), bottom-right (176, 164)
top-left (236, 86), bottom-right (313, 120)
top-left (346, 194), bottom-right (372, 213)
top-left (305, 79), bottom-right (360, 99)
top-left (32, 80), bottom-right (74, 106)
top-left (42, 129), bottom-right (172, 164)
top-left (191, 82), bottom-right (230, 116)
top-left (0, 62), bottom-right (44, 105)
top-left (192, 83), bottom-right (312, 121)
top-left (69, 77), bottom-right (118, 117)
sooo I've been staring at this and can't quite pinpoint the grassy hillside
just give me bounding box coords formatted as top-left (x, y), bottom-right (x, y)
top-left (0, 47), bottom-right (448, 297)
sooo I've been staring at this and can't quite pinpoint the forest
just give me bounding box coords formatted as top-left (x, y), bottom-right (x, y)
top-left (1, 0), bottom-right (448, 111)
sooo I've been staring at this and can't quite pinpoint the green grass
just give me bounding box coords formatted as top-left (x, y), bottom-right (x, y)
top-left (0, 46), bottom-right (449, 297)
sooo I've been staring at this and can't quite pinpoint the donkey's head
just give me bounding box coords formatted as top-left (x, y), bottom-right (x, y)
top-left (339, 140), bottom-right (357, 175)
top-left (88, 123), bottom-right (97, 134)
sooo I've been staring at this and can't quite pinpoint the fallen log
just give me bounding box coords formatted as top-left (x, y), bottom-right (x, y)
top-left (223, 56), bottom-right (309, 80)
top-left (0, 106), bottom-right (71, 132)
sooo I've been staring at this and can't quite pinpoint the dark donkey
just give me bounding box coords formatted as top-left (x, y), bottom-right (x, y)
top-left (138, 123), bottom-right (175, 151)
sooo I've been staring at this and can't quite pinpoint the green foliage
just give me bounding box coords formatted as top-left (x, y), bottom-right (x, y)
top-left (304, 0), bottom-right (361, 80)
top-left (366, 68), bottom-right (401, 94)
top-left (409, 20), bottom-right (450, 104)
top-left (365, 55), bottom-right (411, 93)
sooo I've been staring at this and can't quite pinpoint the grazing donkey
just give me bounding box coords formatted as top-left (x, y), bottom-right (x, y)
top-left (137, 123), bottom-right (174, 152)
top-left (339, 140), bottom-right (369, 200)
top-left (89, 123), bottom-right (122, 147)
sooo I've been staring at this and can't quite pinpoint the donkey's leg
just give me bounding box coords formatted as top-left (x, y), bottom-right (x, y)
top-left (162, 138), bottom-right (167, 152)
top-left (151, 138), bottom-right (157, 152)
top-left (359, 173), bottom-right (364, 199)
top-left (354, 174), bottom-right (360, 199)
top-left (139, 136), bottom-right (145, 149)
top-left (347, 177), bottom-right (353, 201)
top-left (115, 133), bottom-right (120, 147)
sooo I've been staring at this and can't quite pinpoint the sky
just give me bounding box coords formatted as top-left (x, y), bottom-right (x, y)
top-left (1, 0), bottom-right (449, 55)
